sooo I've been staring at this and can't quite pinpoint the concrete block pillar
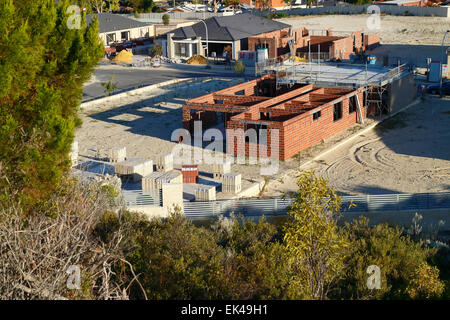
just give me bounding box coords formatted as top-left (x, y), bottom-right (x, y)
top-left (162, 183), bottom-right (183, 213)
top-left (109, 146), bottom-right (126, 163)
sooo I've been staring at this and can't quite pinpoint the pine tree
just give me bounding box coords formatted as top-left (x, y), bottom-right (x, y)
top-left (0, 0), bottom-right (104, 209)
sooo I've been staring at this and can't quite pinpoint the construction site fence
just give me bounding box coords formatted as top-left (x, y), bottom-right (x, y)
top-left (253, 5), bottom-right (450, 18)
top-left (126, 12), bottom-right (231, 21)
top-left (122, 189), bottom-right (162, 207)
top-left (183, 192), bottom-right (450, 219)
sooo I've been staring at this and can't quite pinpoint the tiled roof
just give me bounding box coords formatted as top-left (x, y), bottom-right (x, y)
top-left (169, 13), bottom-right (290, 41)
top-left (86, 13), bottom-right (150, 33)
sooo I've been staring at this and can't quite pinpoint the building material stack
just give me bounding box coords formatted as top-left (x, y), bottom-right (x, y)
top-left (109, 147), bottom-right (126, 163)
top-left (114, 158), bottom-right (153, 181)
top-left (155, 154), bottom-right (174, 172)
top-left (181, 164), bottom-right (199, 184)
top-left (212, 160), bottom-right (231, 180)
top-left (69, 141), bottom-right (78, 167)
top-left (194, 185), bottom-right (216, 202)
top-left (142, 171), bottom-right (182, 192)
top-left (222, 173), bottom-right (242, 194)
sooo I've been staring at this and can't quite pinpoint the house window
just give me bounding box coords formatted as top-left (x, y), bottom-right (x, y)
top-left (121, 31), bottom-right (130, 41)
top-left (313, 110), bottom-right (321, 121)
top-left (106, 33), bottom-right (116, 45)
top-left (349, 96), bottom-right (357, 114)
top-left (235, 90), bottom-right (245, 96)
top-left (333, 102), bottom-right (343, 122)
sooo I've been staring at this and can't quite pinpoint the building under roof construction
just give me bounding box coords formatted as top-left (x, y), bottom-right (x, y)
top-left (182, 63), bottom-right (416, 161)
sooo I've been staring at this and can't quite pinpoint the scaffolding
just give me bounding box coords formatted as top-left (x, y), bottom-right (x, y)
top-left (255, 59), bottom-right (411, 117)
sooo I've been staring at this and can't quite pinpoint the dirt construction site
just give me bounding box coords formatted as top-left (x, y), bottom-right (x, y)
top-left (76, 14), bottom-right (450, 200)
top-left (76, 74), bottom-right (450, 197)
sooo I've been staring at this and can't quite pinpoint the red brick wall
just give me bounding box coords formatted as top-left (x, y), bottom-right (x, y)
top-left (226, 90), bottom-right (365, 161)
top-left (248, 27), bottom-right (307, 60)
top-left (329, 36), bottom-right (354, 59)
top-left (281, 91), bottom-right (364, 160)
top-left (364, 33), bottom-right (380, 50)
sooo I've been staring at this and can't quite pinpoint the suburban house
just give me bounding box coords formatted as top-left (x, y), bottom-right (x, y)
top-left (161, 13), bottom-right (379, 62)
top-left (375, 0), bottom-right (428, 6)
top-left (162, 13), bottom-right (292, 60)
top-left (86, 13), bottom-right (153, 46)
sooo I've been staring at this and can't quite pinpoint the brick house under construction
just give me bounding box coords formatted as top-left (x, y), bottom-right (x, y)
top-left (182, 74), bottom-right (366, 161)
top-left (247, 27), bottom-right (380, 62)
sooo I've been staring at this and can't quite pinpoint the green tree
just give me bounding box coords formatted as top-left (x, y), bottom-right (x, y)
top-left (162, 13), bottom-right (170, 25)
top-left (121, 209), bottom-right (227, 299)
top-left (337, 218), bottom-right (444, 300)
top-left (131, 0), bottom-right (154, 12)
top-left (406, 262), bottom-right (445, 299)
top-left (213, 215), bottom-right (292, 299)
top-left (0, 0), bottom-right (104, 208)
top-left (150, 43), bottom-right (163, 57)
top-left (283, 171), bottom-right (350, 299)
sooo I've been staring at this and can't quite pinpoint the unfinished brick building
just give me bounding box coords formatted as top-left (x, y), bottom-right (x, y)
top-left (248, 27), bottom-right (380, 61)
top-left (182, 74), bottom-right (365, 161)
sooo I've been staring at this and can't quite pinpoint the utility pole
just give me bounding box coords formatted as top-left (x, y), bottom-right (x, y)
top-left (440, 30), bottom-right (449, 97)
top-left (200, 20), bottom-right (209, 68)
top-left (308, 40), bottom-right (311, 79)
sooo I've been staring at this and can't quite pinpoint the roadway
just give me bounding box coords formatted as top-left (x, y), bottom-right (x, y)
top-left (82, 62), bottom-right (247, 102)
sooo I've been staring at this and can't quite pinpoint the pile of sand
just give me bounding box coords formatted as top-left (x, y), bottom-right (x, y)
top-left (186, 54), bottom-right (207, 65)
top-left (290, 56), bottom-right (307, 62)
top-left (112, 50), bottom-right (133, 63)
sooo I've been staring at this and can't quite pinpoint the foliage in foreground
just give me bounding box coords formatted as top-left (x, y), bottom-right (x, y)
top-left (1, 159), bottom-right (448, 300)
top-left (115, 172), bottom-right (448, 300)
top-left (0, 179), bottom-right (136, 300)
top-left (0, 0), bottom-right (104, 208)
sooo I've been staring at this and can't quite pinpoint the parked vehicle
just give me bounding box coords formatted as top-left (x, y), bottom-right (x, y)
top-left (426, 81), bottom-right (450, 95)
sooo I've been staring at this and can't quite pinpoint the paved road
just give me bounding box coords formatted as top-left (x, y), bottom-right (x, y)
top-left (82, 62), bottom-right (250, 102)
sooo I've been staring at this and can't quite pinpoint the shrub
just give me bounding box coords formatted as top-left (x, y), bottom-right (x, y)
top-left (162, 14), bottom-right (170, 25)
top-left (234, 60), bottom-right (245, 74)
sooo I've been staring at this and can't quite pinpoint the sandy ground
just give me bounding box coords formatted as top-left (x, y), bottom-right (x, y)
top-left (264, 96), bottom-right (450, 197)
top-left (76, 76), bottom-right (450, 198)
top-left (279, 14), bottom-right (450, 67)
top-left (76, 78), bottom-right (271, 199)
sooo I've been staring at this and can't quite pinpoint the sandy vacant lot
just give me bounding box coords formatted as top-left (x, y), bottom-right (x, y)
top-left (264, 97), bottom-right (450, 197)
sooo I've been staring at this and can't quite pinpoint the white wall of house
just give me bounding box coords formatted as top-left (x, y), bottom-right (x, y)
top-left (100, 26), bottom-right (154, 45)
